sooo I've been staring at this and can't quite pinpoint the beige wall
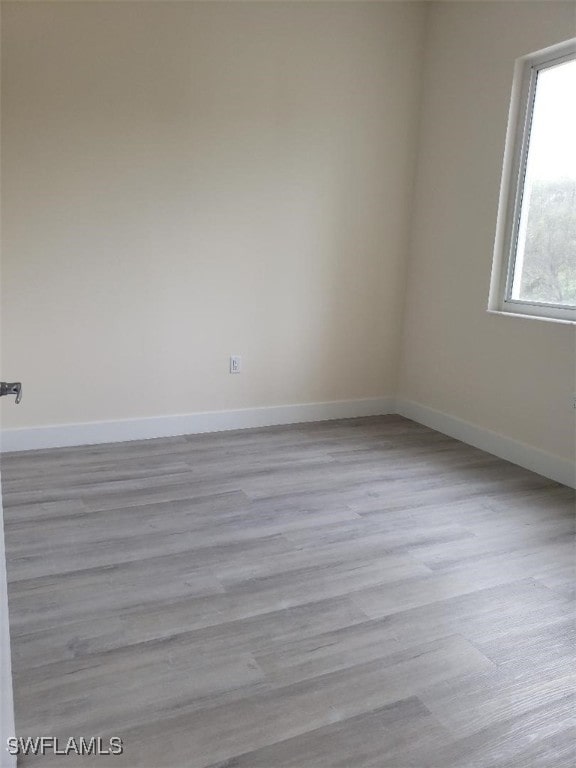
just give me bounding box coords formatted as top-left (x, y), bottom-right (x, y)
top-left (1, 1), bottom-right (575, 468)
top-left (0, 1), bottom-right (426, 429)
top-left (399, 0), bottom-right (576, 464)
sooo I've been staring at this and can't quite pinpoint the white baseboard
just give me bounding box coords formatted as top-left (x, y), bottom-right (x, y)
top-left (397, 399), bottom-right (575, 489)
top-left (2, 396), bottom-right (573, 489)
top-left (0, 397), bottom-right (395, 453)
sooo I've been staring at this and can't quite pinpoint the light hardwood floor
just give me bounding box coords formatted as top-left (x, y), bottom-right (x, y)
top-left (2, 416), bottom-right (575, 767)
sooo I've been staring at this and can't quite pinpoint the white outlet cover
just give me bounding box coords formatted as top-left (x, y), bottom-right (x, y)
top-left (230, 355), bottom-right (241, 374)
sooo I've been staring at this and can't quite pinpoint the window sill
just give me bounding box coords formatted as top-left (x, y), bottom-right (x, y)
top-left (487, 309), bottom-right (576, 326)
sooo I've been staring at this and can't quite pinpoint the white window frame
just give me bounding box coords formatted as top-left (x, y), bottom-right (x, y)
top-left (488, 39), bottom-right (576, 324)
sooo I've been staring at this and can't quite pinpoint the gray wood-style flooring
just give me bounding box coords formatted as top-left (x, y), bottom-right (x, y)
top-left (2, 415), bottom-right (575, 767)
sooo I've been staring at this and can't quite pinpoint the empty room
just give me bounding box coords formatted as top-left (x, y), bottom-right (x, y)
top-left (0, 1), bottom-right (575, 766)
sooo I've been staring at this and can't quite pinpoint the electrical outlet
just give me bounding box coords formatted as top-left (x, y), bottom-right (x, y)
top-left (230, 355), bottom-right (241, 374)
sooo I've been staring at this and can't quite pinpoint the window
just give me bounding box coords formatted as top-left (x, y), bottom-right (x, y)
top-left (490, 40), bottom-right (576, 322)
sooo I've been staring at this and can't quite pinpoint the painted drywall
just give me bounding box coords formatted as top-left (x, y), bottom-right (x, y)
top-left (399, 0), bottom-right (576, 465)
top-left (0, 0), bottom-right (426, 430)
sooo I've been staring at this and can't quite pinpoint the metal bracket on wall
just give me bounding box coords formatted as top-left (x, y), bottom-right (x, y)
top-left (0, 382), bottom-right (22, 404)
